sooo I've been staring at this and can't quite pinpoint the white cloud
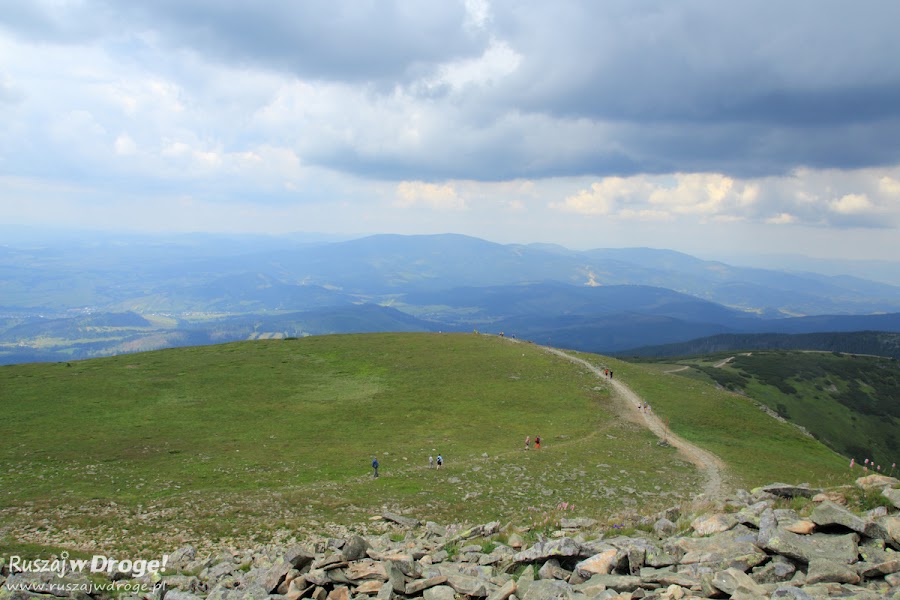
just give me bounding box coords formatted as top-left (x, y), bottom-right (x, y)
top-left (551, 167), bottom-right (900, 231)
top-left (553, 177), bottom-right (652, 215)
top-left (395, 181), bottom-right (467, 210)
top-left (464, 0), bottom-right (491, 30)
top-left (429, 39), bottom-right (521, 91)
top-left (113, 133), bottom-right (136, 156)
top-left (830, 193), bottom-right (873, 215)
top-left (880, 176), bottom-right (900, 197)
top-left (766, 213), bottom-right (796, 225)
top-left (0, 2), bottom-right (899, 261)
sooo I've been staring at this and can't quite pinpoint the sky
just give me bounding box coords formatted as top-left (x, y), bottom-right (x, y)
top-left (1, 1), bottom-right (900, 261)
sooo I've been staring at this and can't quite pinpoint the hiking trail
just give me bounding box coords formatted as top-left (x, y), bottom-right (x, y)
top-left (539, 345), bottom-right (727, 501)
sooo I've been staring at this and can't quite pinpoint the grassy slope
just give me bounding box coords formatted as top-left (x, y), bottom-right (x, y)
top-left (0, 334), bottom-right (848, 555)
top-left (639, 351), bottom-right (900, 468)
top-left (594, 356), bottom-right (849, 488)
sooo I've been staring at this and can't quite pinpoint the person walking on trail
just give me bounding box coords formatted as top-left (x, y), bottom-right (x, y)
top-left (429, 455), bottom-right (434, 469)
top-left (436, 454), bottom-right (443, 469)
top-left (535, 435), bottom-right (541, 449)
top-left (372, 457), bottom-right (379, 478)
top-left (525, 435), bottom-right (531, 450)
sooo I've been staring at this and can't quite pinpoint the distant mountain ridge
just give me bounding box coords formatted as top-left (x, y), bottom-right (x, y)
top-left (1, 231), bottom-right (899, 363)
top-left (619, 330), bottom-right (900, 359)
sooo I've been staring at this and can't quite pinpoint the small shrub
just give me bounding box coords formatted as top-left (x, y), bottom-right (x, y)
top-left (444, 542), bottom-right (460, 560)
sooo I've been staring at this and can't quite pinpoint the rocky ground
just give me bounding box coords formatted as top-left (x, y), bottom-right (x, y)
top-left (4, 475), bottom-right (900, 600)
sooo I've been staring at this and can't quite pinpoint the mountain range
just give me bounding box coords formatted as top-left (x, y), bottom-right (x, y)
top-left (1, 231), bottom-right (898, 363)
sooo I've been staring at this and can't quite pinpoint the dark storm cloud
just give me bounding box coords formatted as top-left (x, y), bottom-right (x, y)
top-left (490, 1), bottom-right (900, 123)
top-left (477, 1), bottom-right (900, 178)
top-left (102, 0), bottom-right (489, 84)
top-left (3, 0), bottom-right (900, 182)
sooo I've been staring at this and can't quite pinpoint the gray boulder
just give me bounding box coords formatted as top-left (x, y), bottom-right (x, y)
top-left (806, 558), bottom-right (861, 585)
top-left (750, 554), bottom-right (796, 584)
top-left (423, 585), bottom-right (457, 600)
top-left (667, 526), bottom-right (768, 571)
top-left (485, 578), bottom-right (516, 600)
top-left (858, 558), bottom-right (900, 577)
top-left (762, 530), bottom-right (859, 564)
top-left (771, 586), bottom-right (814, 599)
top-left (883, 487), bottom-right (900, 509)
top-left (512, 538), bottom-right (582, 564)
top-left (709, 567), bottom-right (767, 597)
top-left (574, 573), bottom-right (643, 593)
top-left (444, 572), bottom-right (493, 597)
top-left (537, 558), bottom-right (569, 581)
top-left (206, 581), bottom-right (270, 600)
top-left (341, 535), bottom-right (370, 561)
top-left (521, 578), bottom-right (573, 600)
top-left (638, 566), bottom-right (699, 588)
top-left (405, 575), bottom-right (448, 595)
top-left (810, 500), bottom-right (867, 534)
top-left (653, 518), bottom-right (676, 538)
top-left (382, 512), bottom-right (420, 528)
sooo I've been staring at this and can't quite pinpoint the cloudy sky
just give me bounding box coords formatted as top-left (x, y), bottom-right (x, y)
top-left (2, 0), bottom-right (900, 261)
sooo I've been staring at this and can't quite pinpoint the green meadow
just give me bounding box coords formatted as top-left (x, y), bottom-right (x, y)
top-left (633, 351), bottom-right (900, 469)
top-left (0, 333), bottom-right (848, 555)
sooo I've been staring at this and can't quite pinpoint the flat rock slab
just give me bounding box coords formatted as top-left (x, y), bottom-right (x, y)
top-left (762, 530), bottom-right (859, 564)
top-left (512, 538), bottom-right (582, 563)
top-left (758, 483), bottom-right (821, 498)
top-left (810, 500), bottom-right (867, 534)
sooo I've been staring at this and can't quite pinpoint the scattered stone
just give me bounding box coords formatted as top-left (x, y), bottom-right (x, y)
top-left (784, 520), bottom-right (816, 535)
top-left (806, 558), bottom-right (861, 585)
top-left (653, 518), bottom-right (676, 538)
top-left (342, 535), bottom-right (371, 561)
top-left (574, 549), bottom-right (619, 578)
top-left (76, 480), bottom-right (900, 600)
top-left (382, 512), bottom-right (420, 528)
top-left (405, 575), bottom-right (448, 594)
top-left (762, 530), bottom-right (859, 564)
top-left (710, 567), bottom-right (766, 597)
top-left (856, 475), bottom-right (900, 490)
top-left (559, 517), bottom-right (597, 529)
top-left (884, 487), bottom-right (900, 510)
top-left (423, 585), bottom-right (456, 600)
top-left (691, 513), bottom-right (738, 536)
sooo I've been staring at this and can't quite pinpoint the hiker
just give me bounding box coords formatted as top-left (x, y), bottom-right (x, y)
top-left (436, 454), bottom-right (443, 469)
top-left (535, 435), bottom-right (541, 449)
top-left (525, 435), bottom-right (531, 450)
top-left (610, 370), bottom-right (613, 379)
top-left (429, 455), bottom-right (434, 469)
top-left (372, 457), bottom-right (379, 478)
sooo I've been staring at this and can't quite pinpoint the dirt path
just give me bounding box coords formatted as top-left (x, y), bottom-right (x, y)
top-left (539, 346), bottom-right (727, 500)
top-left (713, 356), bottom-right (735, 368)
